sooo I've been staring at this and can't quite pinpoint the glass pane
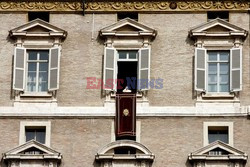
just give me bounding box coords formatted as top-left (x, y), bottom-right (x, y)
top-left (220, 63), bottom-right (229, 74)
top-left (208, 74), bottom-right (217, 83)
top-left (28, 63), bottom-right (37, 72)
top-left (220, 84), bottom-right (229, 92)
top-left (220, 75), bottom-right (229, 83)
top-left (27, 72), bottom-right (36, 92)
top-left (208, 63), bottom-right (217, 74)
top-left (129, 51), bottom-right (137, 59)
top-left (36, 131), bottom-right (46, 144)
top-left (118, 51), bottom-right (127, 59)
top-left (39, 51), bottom-right (49, 60)
top-left (26, 130), bottom-right (35, 142)
top-left (39, 63), bottom-right (48, 71)
top-left (208, 134), bottom-right (228, 144)
top-left (28, 51), bottom-right (37, 60)
top-left (208, 52), bottom-right (217, 61)
top-left (220, 52), bottom-right (229, 61)
top-left (208, 84), bottom-right (217, 92)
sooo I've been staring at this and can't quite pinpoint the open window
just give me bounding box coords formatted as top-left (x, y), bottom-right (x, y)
top-left (100, 18), bottom-right (156, 99)
top-left (190, 18), bottom-right (248, 101)
top-left (10, 19), bottom-right (67, 102)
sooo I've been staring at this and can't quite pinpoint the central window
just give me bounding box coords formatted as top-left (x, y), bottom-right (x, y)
top-left (117, 50), bottom-right (138, 93)
top-left (26, 50), bottom-right (49, 92)
top-left (207, 51), bottom-right (230, 93)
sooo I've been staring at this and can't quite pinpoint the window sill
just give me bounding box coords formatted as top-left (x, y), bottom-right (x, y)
top-left (20, 92), bottom-right (53, 97)
top-left (110, 91), bottom-right (143, 98)
top-left (202, 93), bottom-right (235, 98)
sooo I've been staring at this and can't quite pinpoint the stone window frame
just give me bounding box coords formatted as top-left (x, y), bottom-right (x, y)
top-left (19, 121), bottom-right (51, 146)
top-left (203, 122), bottom-right (233, 146)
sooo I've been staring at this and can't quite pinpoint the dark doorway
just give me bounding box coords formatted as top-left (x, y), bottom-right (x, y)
top-left (117, 62), bottom-right (137, 93)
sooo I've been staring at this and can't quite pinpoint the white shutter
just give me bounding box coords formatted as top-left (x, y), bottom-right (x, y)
top-left (138, 48), bottom-right (150, 90)
top-left (195, 48), bottom-right (206, 92)
top-left (230, 48), bottom-right (242, 92)
top-left (104, 47), bottom-right (117, 91)
top-left (48, 47), bottom-right (60, 91)
top-left (13, 47), bottom-right (26, 91)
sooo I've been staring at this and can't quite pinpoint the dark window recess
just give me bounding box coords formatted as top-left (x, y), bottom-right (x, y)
top-left (28, 12), bottom-right (50, 22)
top-left (117, 62), bottom-right (137, 93)
top-left (117, 12), bottom-right (138, 21)
top-left (25, 126), bottom-right (46, 144)
top-left (207, 11), bottom-right (229, 21)
top-left (208, 126), bottom-right (229, 144)
top-left (114, 147), bottom-right (136, 154)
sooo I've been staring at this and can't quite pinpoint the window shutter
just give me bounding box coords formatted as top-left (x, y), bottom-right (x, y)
top-left (230, 48), bottom-right (242, 92)
top-left (195, 48), bottom-right (206, 92)
top-left (138, 48), bottom-right (150, 90)
top-left (48, 47), bottom-right (60, 91)
top-left (13, 47), bottom-right (26, 91)
top-left (104, 47), bottom-right (117, 91)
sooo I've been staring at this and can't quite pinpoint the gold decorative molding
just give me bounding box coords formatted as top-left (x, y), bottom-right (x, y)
top-left (0, 1), bottom-right (249, 12)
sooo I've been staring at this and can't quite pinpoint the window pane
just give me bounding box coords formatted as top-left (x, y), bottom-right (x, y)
top-left (220, 52), bottom-right (229, 61)
top-left (220, 63), bottom-right (229, 74)
top-left (36, 131), bottom-right (46, 144)
top-left (27, 72), bottom-right (36, 92)
top-left (208, 63), bottom-right (217, 74)
top-left (220, 84), bottom-right (229, 92)
top-left (39, 63), bottom-right (48, 71)
top-left (220, 75), bottom-right (229, 83)
top-left (208, 52), bottom-right (217, 61)
top-left (118, 51), bottom-right (127, 59)
top-left (129, 51), bottom-right (137, 59)
top-left (208, 74), bottom-right (217, 83)
top-left (28, 63), bottom-right (37, 72)
top-left (39, 51), bottom-right (49, 60)
top-left (28, 51), bottom-right (37, 60)
top-left (208, 84), bottom-right (217, 92)
top-left (208, 134), bottom-right (228, 144)
top-left (26, 131), bottom-right (35, 142)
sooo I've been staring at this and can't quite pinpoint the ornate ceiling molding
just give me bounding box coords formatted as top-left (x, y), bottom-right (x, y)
top-left (0, 1), bottom-right (249, 12)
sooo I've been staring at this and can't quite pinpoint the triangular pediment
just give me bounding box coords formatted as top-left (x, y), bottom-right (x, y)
top-left (3, 140), bottom-right (61, 158)
top-left (10, 18), bottom-right (67, 37)
top-left (189, 141), bottom-right (247, 161)
top-left (190, 18), bottom-right (248, 37)
top-left (100, 18), bottom-right (157, 37)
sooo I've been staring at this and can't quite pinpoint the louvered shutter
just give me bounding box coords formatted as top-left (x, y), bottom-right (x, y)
top-left (48, 47), bottom-right (60, 91)
top-left (230, 48), bottom-right (242, 92)
top-left (104, 48), bottom-right (117, 91)
top-left (195, 48), bottom-right (206, 92)
top-left (138, 48), bottom-right (150, 90)
top-left (13, 47), bottom-right (26, 91)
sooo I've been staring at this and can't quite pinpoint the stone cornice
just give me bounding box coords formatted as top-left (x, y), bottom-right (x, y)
top-left (0, 1), bottom-right (249, 12)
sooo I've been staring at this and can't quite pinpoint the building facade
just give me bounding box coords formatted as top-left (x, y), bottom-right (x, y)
top-left (0, 0), bottom-right (250, 167)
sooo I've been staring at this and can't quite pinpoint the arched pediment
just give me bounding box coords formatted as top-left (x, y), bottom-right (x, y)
top-left (97, 140), bottom-right (153, 155)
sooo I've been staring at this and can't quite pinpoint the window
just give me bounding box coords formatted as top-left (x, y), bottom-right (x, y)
top-left (207, 51), bottom-right (230, 93)
top-left (25, 126), bottom-right (46, 144)
top-left (208, 126), bottom-right (228, 144)
top-left (104, 48), bottom-right (150, 92)
top-left (26, 50), bottom-right (49, 92)
top-left (13, 47), bottom-right (60, 94)
top-left (207, 11), bottom-right (229, 21)
top-left (20, 121), bottom-right (51, 146)
top-left (28, 12), bottom-right (50, 22)
top-left (117, 12), bottom-right (138, 21)
top-left (195, 48), bottom-right (242, 93)
top-left (203, 122), bottom-right (233, 146)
